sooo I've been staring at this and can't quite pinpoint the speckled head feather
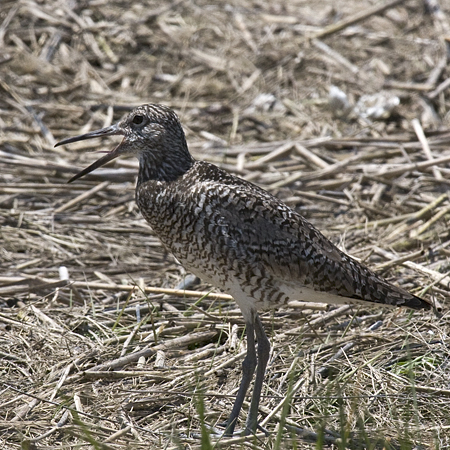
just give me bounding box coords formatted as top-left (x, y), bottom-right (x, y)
top-left (55, 104), bottom-right (195, 184)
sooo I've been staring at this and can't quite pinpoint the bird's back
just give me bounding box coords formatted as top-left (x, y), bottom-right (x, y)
top-left (136, 160), bottom-right (432, 314)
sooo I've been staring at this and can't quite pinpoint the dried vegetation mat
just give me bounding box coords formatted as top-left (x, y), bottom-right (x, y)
top-left (1, 0), bottom-right (450, 448)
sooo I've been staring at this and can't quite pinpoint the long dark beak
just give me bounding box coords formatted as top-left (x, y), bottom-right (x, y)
top-left (54, 124), bottom-right (125, 183)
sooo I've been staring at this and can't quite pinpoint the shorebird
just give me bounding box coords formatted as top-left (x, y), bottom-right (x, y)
top-left (55, 104), bottom-right (433, 436)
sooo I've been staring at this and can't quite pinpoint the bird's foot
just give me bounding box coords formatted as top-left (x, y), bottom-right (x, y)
top-left (213, 420), bottom-right (269, 438)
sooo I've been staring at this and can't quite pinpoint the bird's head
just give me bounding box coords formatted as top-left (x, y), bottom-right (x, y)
top-left (55, 104), bottom-right (193, 183)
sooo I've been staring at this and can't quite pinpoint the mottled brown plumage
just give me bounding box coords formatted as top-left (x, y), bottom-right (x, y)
top-left (56, 103), bottom-right (432, 436)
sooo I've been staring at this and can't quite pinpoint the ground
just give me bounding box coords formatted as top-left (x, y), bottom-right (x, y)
top-left (0, 0), bottom-right (450, 449)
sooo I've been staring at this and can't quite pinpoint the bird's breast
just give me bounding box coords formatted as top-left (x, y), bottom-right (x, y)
top-left (135, 180), bottom-right (287, 311)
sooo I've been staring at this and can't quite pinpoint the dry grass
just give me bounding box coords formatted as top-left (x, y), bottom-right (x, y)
top-left (1, 0), bottom-right (450, 448)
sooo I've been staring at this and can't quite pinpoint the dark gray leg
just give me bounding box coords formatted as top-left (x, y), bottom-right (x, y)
top-left (224, 317), bottom-right (257, 437)
top-left (245, 314), bottom-right (270, 435)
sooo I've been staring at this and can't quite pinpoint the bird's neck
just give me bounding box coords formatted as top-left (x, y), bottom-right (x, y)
top-left (137, 146), bottom-right (195, 185)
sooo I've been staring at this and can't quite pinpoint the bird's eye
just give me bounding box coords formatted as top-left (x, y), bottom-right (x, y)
top-left (132, 114), bottom-right (144, 125)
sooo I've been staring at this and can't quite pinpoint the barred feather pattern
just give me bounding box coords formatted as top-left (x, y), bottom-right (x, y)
top-left (136, 158), bottom-right (431, 321)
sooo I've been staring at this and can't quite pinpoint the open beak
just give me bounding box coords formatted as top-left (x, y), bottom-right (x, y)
top-left (54, 124), bottom-right (124, 183)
